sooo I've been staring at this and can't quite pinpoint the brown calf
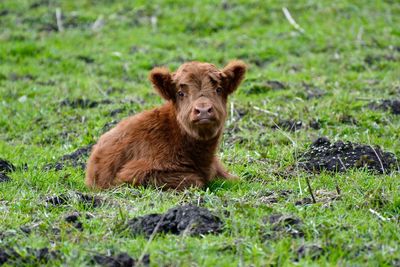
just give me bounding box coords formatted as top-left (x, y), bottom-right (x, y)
top-left (85, 60), bottom-right (246, 190)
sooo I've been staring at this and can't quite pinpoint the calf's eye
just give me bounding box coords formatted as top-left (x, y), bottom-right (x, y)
top-left (216, 87), bottom-right (223, 94)
top-left (177, 91), bottom-right (185, 97)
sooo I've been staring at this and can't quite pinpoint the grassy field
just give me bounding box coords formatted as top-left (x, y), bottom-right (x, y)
top-left (1, 0), bottom-right (399, 266)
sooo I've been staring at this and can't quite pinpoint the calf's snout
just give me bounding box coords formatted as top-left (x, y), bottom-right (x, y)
top-left (192, 102), bottom-right (215, 122)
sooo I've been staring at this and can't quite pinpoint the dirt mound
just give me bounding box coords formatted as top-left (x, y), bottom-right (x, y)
top-left (65, 212), bottom-right (84, 231)
top-left (60, 98), bottom-right (112, 109)
top-left (272, 120), bottom-right (303, 132)
top-left (263, 213), bottom-right (304, 239)
top-left (295, 190), bottom-right (341, 207)
top-left (93, 253), bottom-right (150, 267)
top-left (0, 158), bottom-right (15, 183)
top-left (45, 192), bottom-right (103, 208)
top-left (245, 80), bottom-right (287, 94)
top-left (257, 190), bottom-right (293, 204)
top-left (0, 247), bottom-right (59, 265)
top-left (298, 137), bottom-right (397, 173)
top-left (0, 159), bottom-right (15, 173)
top-left (301, 83), bottom-right (326, 99)
top-left (368, 99), bottom-right (400, 115)
top-left (309, 119), bottom-right (322, 130)
top-left (44, 144), bottom-right (93, 171)
top-left (295, 244), bottom-right (324, 261)
top-left (128, 205), bottom-right (223, 237)
top-left (0, 173), bottom-right (11, 183)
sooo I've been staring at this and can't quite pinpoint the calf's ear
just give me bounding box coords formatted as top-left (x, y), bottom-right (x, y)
top-left (149, 67), bottom-right (176, 101)
top-left (221, 60), bottom-right (247, 95)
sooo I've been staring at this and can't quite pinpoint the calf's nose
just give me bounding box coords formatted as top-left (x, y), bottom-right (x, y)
top-left (194, 104), bottom-right (214, 118)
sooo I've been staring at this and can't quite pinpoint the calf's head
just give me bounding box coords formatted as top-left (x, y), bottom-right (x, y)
top-left (149, 61), bottom-right (246, 140)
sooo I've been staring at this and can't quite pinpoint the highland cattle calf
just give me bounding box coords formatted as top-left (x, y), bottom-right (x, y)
top-left (85, 61), bottom-right (246, 190)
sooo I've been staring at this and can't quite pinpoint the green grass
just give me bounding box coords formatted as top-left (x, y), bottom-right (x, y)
top-left (1, 0), bottom-right (399, 266)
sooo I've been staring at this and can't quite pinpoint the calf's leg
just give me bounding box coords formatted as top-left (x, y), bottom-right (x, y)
top-left (210, 157), bottom-right (239, 181)
top-left (116, 160), bottom-right (205, 190)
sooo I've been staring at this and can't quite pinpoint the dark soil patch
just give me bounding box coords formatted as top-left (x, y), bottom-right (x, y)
top-left (127, 205), bottom-right (223, 237)
top-left (109, 107), bottom-right (126, 117)
top-left (368, 99), bottom-right (400, 115)
top-left (230, 107), bottom-right (248, 122)
top-left (295, 197), bottom-right (314, 206)
top-left (8, 73), bottom-right (36, 82)
top-left (298, 137), bottom-right (397, 173)
top-left (264, 80), bottom-right (287, 90)
top-left (102, 120), bottom-right (119, 133)
top-left (272, 120), bottom-right (302, 132)
top-left (309, 119), bottom-right (322, 130)
top-left (364, 54), bottom-right (397, 65)
top-left (295, 244), bottom-right (324, 261)
top-left (301, 83), bottom-right (326, 99)
top-left (93, 252), bottom-right (150, 267)
top-left (0, 173), bottom-right (11, 183)
top-left (338, 114), bottom-right (358, 125)
top-left (60, 98), bottom-right (112, 109)
top-left (29, 0), bottom-right (50, 9)
top-left (65, 212), bottom-right (84, 231)
top-left (0, 158), bottom-right (15, 182)
top-left (295, 189), bottom-right (341, 206)
top-left (263, 214), bottom-right (304, 239)
top-left (76, 192), bottom-right (103, 208)
top-left (0, 159), bottom-right (16, 173)
top-left (45, 194), bottom-right (70, 206)
top-left (45, 192), bottom-right (103, 208)
top-left (44, 144), bottom-right (93, 171)
top-left (20, 226), bottom-right (32, 234)
top-left (245, 80), bottom-right (287, 94)
top-left (76, 55), bottom-right (95, 64)
top-left (0, 9), bottom-right (9, 17)
top-left (0, 247), bottom-right (59, 265)
top-left (106, 87), bottom-right (126, 95)
top-left (272, 165), bottom-right (301, 179)
top-left (257, 190), bottom-right (293, 204)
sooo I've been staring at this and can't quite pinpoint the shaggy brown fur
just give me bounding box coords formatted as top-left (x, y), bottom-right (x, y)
top-left (85, 60), bottom-right (246, 190)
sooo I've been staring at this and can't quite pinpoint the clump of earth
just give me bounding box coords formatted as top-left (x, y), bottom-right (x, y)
top-left (272, 120), bottom-right (303, 132)
top-left (368, 99), bottom-right (400, 115)
top-left (127, 205), bottom-right (223, 237)
top-left (64, 212), bottom-right (94, 231)
top-left (0, 158), bottom-right (16, 182)
top-left (60, 98), bottom-right (112, 109)
top-left (43, 144), bottom-right (93, 171)
top-left (295, 244), bottom-right (324, 261)
top-left (45, 192), bottom-right (103, 208)
top-left (245, 80), bottom-right (287, 94)
top-left (262, 213), bottom-right (304, 240)
top-left (298, 137), bottom-right (397, 173)
top-left (92, 252), bottom-right (150, 267)
top-left (0, 247), bottom-right (60, 265)
top-left (301, 82), bottom-right (327, 99)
